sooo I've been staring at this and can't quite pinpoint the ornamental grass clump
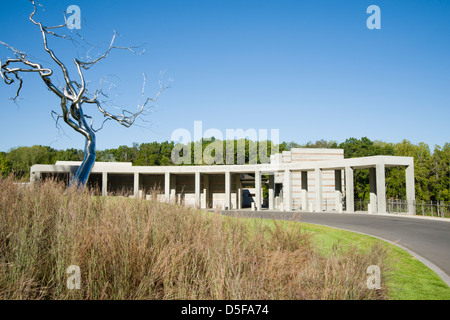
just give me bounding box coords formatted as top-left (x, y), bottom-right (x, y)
top-left (0, 177), bottom-right (389, 299)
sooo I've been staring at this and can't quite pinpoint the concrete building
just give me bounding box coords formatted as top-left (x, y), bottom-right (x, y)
top-left (30, 148), bottom-right (416, 214)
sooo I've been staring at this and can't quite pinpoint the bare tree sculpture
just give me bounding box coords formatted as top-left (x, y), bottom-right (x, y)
top-left (0, 1), bottom-right (166, 187)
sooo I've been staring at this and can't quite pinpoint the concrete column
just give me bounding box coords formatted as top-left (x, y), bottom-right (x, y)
top-left (255, 170), bottom-right (261, 211)
top-left (369, 167), bottom-right (377, 213)
top-left (236, 174), bottom-right (242, 210)
top-left (406, 165), bottom-right (416, 215)
top-left (334, 170), bottom-right (343, 212)
top-left (301, 171), bottom-right (308, 211)
top-left (284, 169), bottom-right (292, 211)
top-left (69, 169), bottom-right (76, 185)
top-left (31, 171), bottom-right (41, 185)
top-left (376, 164), bottom-right (386, 214)
top-left (335, 191), bottom-right (343, 212)
top-left (203, 175), bottom-right (209, 209)
top-left (268, 174), bottom-right (275, 210)
top-left (301, 190), bottom-right (308, 211)
top-left (345, 167), bottom-right (354, 213)
top-left (164, 172), bottom-right (170, 203)
top-left (134, 172), bottom-right (139, 198)
top-left (225, 171), bottom-right (231, 210)
top-left (170, 174), bottom-right (177, 204)
top-left (102, 172), bottom-right (108, 196)
top-left (261, 182), bottom-right (264, 209)
top-left (315, 168), bottom-right (323, 212)
top-left (195, 172), bottom-right (201, 209)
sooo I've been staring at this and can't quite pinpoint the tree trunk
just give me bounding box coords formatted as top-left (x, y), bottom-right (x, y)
top-left (71, 137), bottom-right (96, 187)
top-left (69, 107), bottom-right (96, 188)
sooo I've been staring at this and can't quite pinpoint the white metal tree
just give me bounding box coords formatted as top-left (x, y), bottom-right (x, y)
top-left (0, 1), bottom-right (166, 187)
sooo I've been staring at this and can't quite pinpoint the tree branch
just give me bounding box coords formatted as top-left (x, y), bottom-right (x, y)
top-left (2, 0), bottom-right (166, 142)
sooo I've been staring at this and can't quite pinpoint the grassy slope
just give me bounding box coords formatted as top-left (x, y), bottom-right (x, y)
top-left (242, 218), bottom-right (450, 300)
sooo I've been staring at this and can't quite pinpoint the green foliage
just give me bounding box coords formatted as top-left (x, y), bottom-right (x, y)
top-left (133, 141), bottom-right (174, 166)
top-left (279, 139), bottom-right (340, 151)
top-left (305, 139), bottom-right (339, 149)
top-left (340, 137), bottom-right (395, 158)
top-left (338, 138), bottom-right (394, 201)
top-left (4, 146), bottom-right (58, 180)
top-left (430, 143), bottom-right (450, 201)
top-left (55, 148), bottom-right (84, 162)
top-left (0, 152), bottom-right (12, 178)
top-left (175, 138), bottom-right (280, 165)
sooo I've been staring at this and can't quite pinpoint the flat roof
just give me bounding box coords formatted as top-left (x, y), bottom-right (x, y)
top-left (32, 155), bottom-right (414, 175)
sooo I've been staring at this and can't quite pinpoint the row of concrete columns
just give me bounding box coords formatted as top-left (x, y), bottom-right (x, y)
top-left (98, 163), bottom-right (415, 213)
top-left (280, 168), bottom-right (341, 212)
top-left (101, 170), bottom-right (265, 210)
top-left (247, 164), bottom-right (414, 213)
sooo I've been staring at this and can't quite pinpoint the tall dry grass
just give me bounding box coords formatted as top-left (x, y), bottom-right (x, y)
top-left (0, 177), bottom-right (389, 299)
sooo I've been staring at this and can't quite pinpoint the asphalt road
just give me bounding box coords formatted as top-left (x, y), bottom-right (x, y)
top-left (218, 210), bottom-right (450, 286)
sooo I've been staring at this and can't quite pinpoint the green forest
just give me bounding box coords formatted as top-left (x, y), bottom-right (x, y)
top-left (0, 137), bottom-right (448, 202)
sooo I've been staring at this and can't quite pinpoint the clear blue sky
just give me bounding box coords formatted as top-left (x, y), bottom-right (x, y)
top-left (0, 0), bottom-right (449, 152)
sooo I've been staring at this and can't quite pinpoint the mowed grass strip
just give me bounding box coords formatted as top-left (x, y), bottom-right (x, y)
top-left (238, 218), bottom-right (450, 300)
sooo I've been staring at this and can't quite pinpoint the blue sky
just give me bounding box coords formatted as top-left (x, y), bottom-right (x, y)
top-left (0, 0), bottom-right (449, 152)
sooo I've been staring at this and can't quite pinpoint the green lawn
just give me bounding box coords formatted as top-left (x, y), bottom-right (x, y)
top-left (239, 217), bottom-right (450, 300)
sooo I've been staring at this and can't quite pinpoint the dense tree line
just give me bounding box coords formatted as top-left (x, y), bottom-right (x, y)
top-left (0, 137), bottom-right (448, 202)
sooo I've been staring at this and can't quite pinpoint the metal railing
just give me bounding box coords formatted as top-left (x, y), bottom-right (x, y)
top-left (354, 199), bottom-right (370, 212)
top-left (356, 199), bottom-right (450, 218)
top-left (413, 200), bottom-right (450, 218)
top-left (387, 199), bottom-right (413, 214)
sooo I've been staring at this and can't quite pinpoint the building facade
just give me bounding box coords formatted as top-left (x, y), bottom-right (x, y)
top-left (30, 148), bottom-right (416, 214)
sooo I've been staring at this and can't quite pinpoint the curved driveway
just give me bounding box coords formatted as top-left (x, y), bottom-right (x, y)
top-left (219, 210), bottom-right (450, 286)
